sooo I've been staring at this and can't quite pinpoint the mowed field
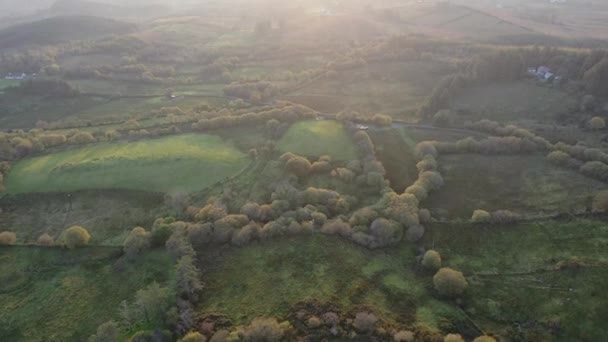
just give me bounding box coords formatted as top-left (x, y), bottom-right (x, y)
top-left (5, 134), bottom-right (249, 194)
top-left (0, 248), bottom-right (174, 342)
top-left (277, 120), bottom-right (357, 160)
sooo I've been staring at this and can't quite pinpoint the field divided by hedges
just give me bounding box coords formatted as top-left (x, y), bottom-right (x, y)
top-left (5, 134), bottom-right (249, 194)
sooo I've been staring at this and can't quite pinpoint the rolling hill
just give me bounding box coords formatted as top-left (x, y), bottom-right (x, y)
top-left (0, 15), bottom-right (136, 49)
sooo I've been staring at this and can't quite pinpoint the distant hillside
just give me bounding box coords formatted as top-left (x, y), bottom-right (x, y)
top-left (0, 16), bottom-right (136, 49)
top-left (50, 0), bottom-right (168, 19)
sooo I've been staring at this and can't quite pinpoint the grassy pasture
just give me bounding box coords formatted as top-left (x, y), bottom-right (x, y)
top-left (5, 134), bottom-right (249, 194)
top-left (198, 235), bottom-right (465, 330)
top-left (426, 154), bottom-right (607, 219)
top-left (285, 61), bottom-right (441, 118)
top-left (0, 190), bottom-right (166, 246)
top-left (452, 81), bottom-right (578, 124)
top-left (0, 247), bottom-right (174, 342)
top-left (426, 218), bottom-right (608, 341)
top-left (277, 120), bottom-right (357, 160)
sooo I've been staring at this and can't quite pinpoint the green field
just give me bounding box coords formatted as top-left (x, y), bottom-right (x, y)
top-left (426, 218), bottom-right (608, 341)
top-left (198, 218), bottom-right (608, 340)
top-left (198, 235), bottom-right (463, 329)
top-left (5, 134), bottom-right (249, 194)
top-left (369, 127), bottom-right (418, 193)
top-left (426, 154), bottom-right (606, 219)
top-left (277, 120), bottom-right (357, 160)
top-left (0, 247), bottom-right (174, 342)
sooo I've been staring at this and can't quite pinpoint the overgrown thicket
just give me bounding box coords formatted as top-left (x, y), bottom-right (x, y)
top-left (0, 103), bottom-right (317, 162)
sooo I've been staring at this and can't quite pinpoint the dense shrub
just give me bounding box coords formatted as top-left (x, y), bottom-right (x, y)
top-left (232, 221), bottom-right (261, 246)
top-left (432, 109), bottom-right (453, 128)
top-left (421, 250), bottom-right (442, 270)
top-left (349, 207), bottom-right (379, 227)
top-left (68, 132), bottom-right (96, 145)
top-left (406, 224), bottom-right (425, 242)
top-left (415, 141), bottom-right (438, 159)
top-left (311, 161), bottom-right (332, 174)
top-left (123, 227), bottom-right (151, 258)
top-left (433, 267), bottom-right (468, 297)
top-left (0, 231), bottom-right (16, 245)
top-left (416, 156), bottom-right (438, 173)
top-left (592, 191), bottom-right (608, 213)
top-left (381, 192), bottom-right (420, 227)
top-left (546, 151), bottom-right (583, 169)
top-left (241, 202), bottom-right (262, 221)
top-left (352, 312), bottom-right (378, 333)
top-left (236, 317), bottom-right (292, 341)
top-left (286, 156), bottom-right (312, 177)
top-left (444, 334), bottom-right (465, 342)
top-left (196, 204), bottom-right (227, 222)
top-left (418, 209), bottom-right (431, 223)
top-left (580, 161), bottom-right (608, 181)
top-left (371, 113), bottom-right (392, 126)
top-left (37, 233), bottom-right (54, 246)
top-left (588, 116), bottom-right (606, 130)
top-left (63, 226), bottom-right (91, 248)
top-left (471, 210), bottom-right (491, 223)
top-left (368, 218), bottom-right (403, 247)
top-left (175, 255), bottom-right (203, 301)
top-left (321, 218), bottom-right (353, 238)
top-left (39, 134), bottom-right (67, 147)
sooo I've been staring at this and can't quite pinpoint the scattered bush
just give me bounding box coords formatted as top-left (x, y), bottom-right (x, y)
top-left (393, 330), bottom-right (415, 342)
top-left (307, 316), bottom-right (322, 329)
top-left (63, 226), bottom-right (91, 249)
top-left (588, 116), bottom-right (606, 130)
top-left (471, 210), bottom-right (491, 223)
top-left (0, 231), bottom-right (17, 245)
top-left (433, 267), bottom-right (468, 297)
top-left (37, 233), bottom-right (54, 246)
top-left (178, 331), bottom-right (206, 342)
top-left (444, 334), bottom-right (465, 342)
top-left (473, 336), bottom-right (497, 342)
top-left (421, 250), bottom-right (442, 270)
top-left (353, 312), bottom-right (378, 333)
